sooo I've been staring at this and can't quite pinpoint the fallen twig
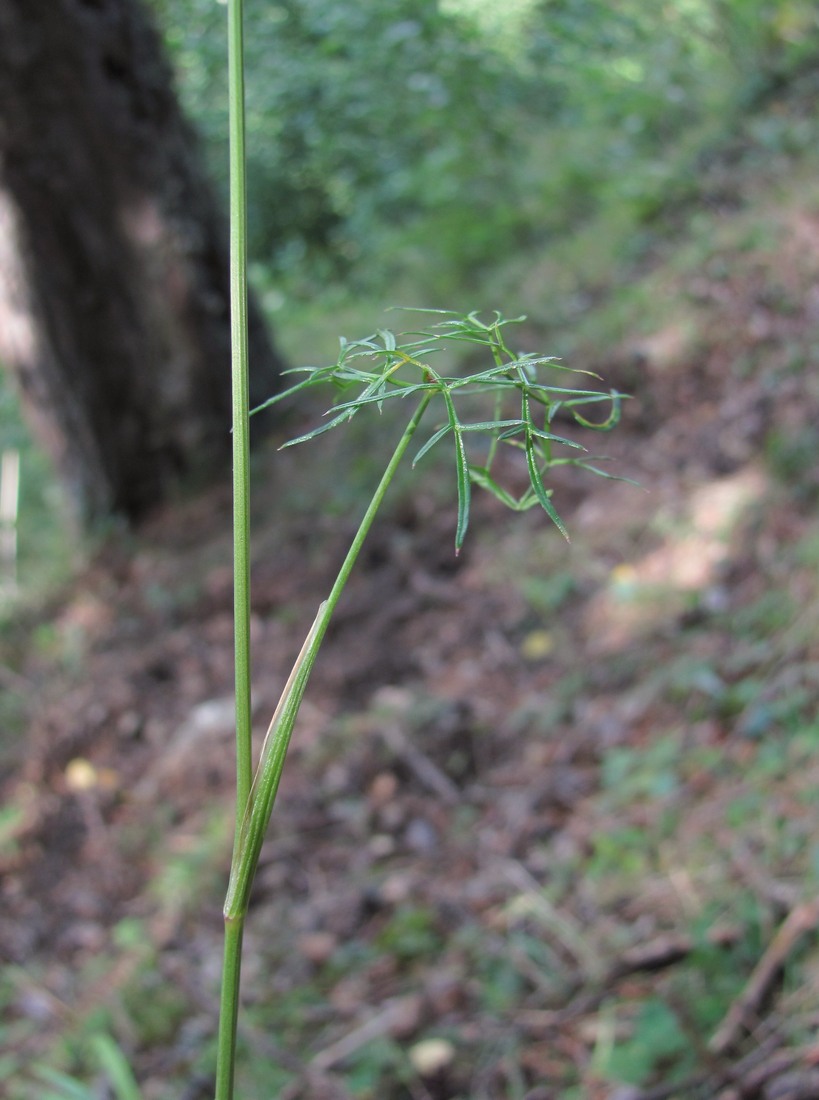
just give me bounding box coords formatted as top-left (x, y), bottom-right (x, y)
top-left (310, 998), bottom-right (417, 1072)
top-left (709, 897), bottom-right (819, 1056)
top-left (721, 831), bottom-right (801, 911)
top-left (379, 721), bottom-right (461, 805)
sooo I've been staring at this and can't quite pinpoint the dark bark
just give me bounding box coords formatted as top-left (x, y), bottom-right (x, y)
top-left (0, 0), bottom-right (285, 524)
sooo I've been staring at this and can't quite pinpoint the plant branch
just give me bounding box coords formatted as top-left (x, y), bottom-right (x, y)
top-left (224, 390), bottom-right (433, 921)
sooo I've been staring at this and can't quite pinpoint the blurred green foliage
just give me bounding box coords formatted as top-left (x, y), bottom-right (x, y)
top-left (152, 0), bottom-right (819, 296)
top-left (5, 0), bottom-right (819, 603)
top-left (154, 0), bottom-right (526, 291)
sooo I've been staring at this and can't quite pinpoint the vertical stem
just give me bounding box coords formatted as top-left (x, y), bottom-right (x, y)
top-left (215, 919), bottom-right (244, 1100)
top-left (217, 0), bottom-right (250, 1096)
top-left (228, 0), bottom-right (252, 828)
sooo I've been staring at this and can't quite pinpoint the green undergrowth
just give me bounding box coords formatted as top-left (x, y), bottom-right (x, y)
top-left (19, 484), bottom-right (819, 1096)
top-left (13, 251), bottom-right (819, 1099)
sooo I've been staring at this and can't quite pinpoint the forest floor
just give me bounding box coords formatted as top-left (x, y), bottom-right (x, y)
top-left (4, 151), bottom-right (819, 1100)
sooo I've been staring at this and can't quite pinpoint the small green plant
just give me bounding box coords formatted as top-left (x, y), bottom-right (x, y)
top-left (216, 2), bottom-right (625, 1096)
top-left (216, 306), bottom-right (624, 1096)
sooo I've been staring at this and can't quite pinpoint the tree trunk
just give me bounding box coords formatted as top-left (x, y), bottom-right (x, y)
top-left (0, 0), bottom-right (285, 525)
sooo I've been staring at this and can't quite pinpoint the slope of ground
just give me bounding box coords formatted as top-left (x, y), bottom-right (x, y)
top-left (3, 141), bottom-right (819, 1099)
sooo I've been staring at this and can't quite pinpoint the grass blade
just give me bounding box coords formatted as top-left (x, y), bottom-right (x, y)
top-left (29, 1068), bottom-right (95, 1100)
top-left (90, 1034), bottom-right (141, 1100)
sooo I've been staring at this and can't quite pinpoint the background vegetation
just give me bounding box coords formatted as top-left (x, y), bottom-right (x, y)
top-left (4, 1), bottom-right (819, 1098)
top-left (153, 0), bottom-right (819, 302)
top-left (6, 0), bottom-right (819, 592)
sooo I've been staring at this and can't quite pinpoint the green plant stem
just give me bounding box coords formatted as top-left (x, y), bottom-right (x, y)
top-left (319, 394), bottom-right (434, 659)
top-left (228, 0), bottom-right (252, 823)
top-left (216, 393), bottom-right (432, 1098)
top-left (216, 0), bottom-right (250, 1096)
top-left (225, 389), bottom-right (433, 921)
top-left (215, 919), bottom-right (244, 1100)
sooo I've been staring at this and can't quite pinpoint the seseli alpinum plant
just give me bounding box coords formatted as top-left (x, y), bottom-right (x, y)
top-left (217, 1), bottom-right (626, 1096)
